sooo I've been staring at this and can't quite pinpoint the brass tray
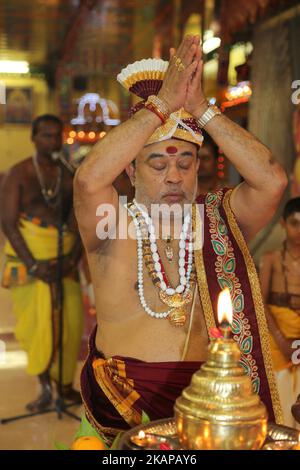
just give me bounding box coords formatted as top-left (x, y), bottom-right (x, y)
top-left (118, 418), bottom-right (299, 450)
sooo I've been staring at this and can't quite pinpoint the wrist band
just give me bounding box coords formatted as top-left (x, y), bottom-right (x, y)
top-left (197, 105), bottom-right (221, 129)
top-left (145, 102), bottom-right (166, 124)
top-left (144, 95), bottom-right (170, 123)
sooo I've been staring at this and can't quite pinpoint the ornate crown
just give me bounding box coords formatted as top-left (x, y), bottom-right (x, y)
top-left (117, 58), bottom-right (168, 99)
top-left (117, 58), bottom-right (203, 147)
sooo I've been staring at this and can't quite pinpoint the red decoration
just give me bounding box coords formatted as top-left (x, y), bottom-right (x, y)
top-left (166, 146), bottom-right (178, 154)
top-left (209, 327), bottom-right (224, 339)
top-left (159, 442), bottom-right (172, 450)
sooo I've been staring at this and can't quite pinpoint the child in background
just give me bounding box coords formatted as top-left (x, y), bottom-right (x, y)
top-left (259, 197), bottom-right (300, 428)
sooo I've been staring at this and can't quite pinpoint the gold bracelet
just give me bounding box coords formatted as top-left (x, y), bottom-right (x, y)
top-left (145, 102), bottom-right (166, 124)
top-left (145, 95), bottom-right (170, 122)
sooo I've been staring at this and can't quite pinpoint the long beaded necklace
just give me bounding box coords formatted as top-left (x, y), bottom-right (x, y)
top-left (126, 200), bottom-right (196, 327)
top-left (33, 155), bottom-right (62, 208)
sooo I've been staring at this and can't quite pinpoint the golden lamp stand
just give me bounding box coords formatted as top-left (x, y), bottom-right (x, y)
top-left (120, 289), bottom-right (299, 451)
top-left (174, 288), bottom-right (268, 450)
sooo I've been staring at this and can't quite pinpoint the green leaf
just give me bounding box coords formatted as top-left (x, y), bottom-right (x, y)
top-left (110, 432), bottom-right (124, 450)
top-left (73, 414), bottom-right (109, 449)
top-left (141, 410), bottom-right (150, 424)
top-left (54, 441), bottom-right (69, 450)
top-left (75, 414), bottom-right (103, 440)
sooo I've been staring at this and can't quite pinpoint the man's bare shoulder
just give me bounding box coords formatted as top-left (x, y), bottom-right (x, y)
top-left (6, 157), bottom-right (33, 178)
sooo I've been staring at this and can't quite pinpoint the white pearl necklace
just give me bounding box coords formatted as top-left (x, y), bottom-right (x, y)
top-left (127, 200), bottom-right (194, 319)
top-left (127, 204), bottom-right (170, 318)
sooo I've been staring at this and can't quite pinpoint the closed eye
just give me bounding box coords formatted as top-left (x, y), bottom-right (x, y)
top-left (178, 159), bottom-right (193, 169)
top-left (179, 163), bottom-right (192, 169)
top-left (152, 165), bottom-right (166, 171)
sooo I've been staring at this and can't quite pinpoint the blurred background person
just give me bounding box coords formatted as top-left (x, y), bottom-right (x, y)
top-left (259, 198), bottom-right (300, 428)
top-left (0, 114), bottom-right (83, 412)
top-left (197, 131), bottom-right (228, 196)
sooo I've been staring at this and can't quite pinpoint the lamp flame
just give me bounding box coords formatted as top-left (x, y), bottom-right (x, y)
top-left (217, 288), bottom-right (233, 325)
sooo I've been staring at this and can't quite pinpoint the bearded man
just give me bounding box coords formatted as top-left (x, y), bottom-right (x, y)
top-left (74, 36), bottom-right (287, 444)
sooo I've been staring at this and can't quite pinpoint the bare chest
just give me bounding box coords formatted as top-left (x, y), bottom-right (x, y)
top-left (89, 239), bottom-right (209, 362)
top-left (271, 256), bottom-right (300, 294)
top-left (20, 172), bottom-right (73, 222)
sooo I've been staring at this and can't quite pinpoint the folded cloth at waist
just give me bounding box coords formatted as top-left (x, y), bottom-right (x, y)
top-left (268, 292), bottom-right (300, 312)
top-left (2, 214), bottom-right (77, 287)
top-left (80, 326), bottom-right (202, 444)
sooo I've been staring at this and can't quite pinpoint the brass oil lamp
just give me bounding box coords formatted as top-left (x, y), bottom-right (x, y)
top-left (174, 288), bottom-right (268, 450)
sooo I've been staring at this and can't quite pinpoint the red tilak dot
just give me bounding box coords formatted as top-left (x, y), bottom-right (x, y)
top-left (166, 146), bottom-right (178, 154)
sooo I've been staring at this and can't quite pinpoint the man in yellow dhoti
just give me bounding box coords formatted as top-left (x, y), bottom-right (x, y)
top-left (1, 115), bottom-right (84, 412)
top-left (259, 197), bottom-right (300, 428)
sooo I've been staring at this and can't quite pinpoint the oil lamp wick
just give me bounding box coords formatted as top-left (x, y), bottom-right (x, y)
top-left (219, 320), bottom-right (231, 339)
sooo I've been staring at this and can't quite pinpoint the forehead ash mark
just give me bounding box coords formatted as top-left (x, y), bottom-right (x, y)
top-left (166, 146), bottom-right (178, 155)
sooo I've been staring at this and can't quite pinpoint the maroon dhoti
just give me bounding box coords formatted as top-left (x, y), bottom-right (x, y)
top-left (81, 327), bottom-right (202, 444)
